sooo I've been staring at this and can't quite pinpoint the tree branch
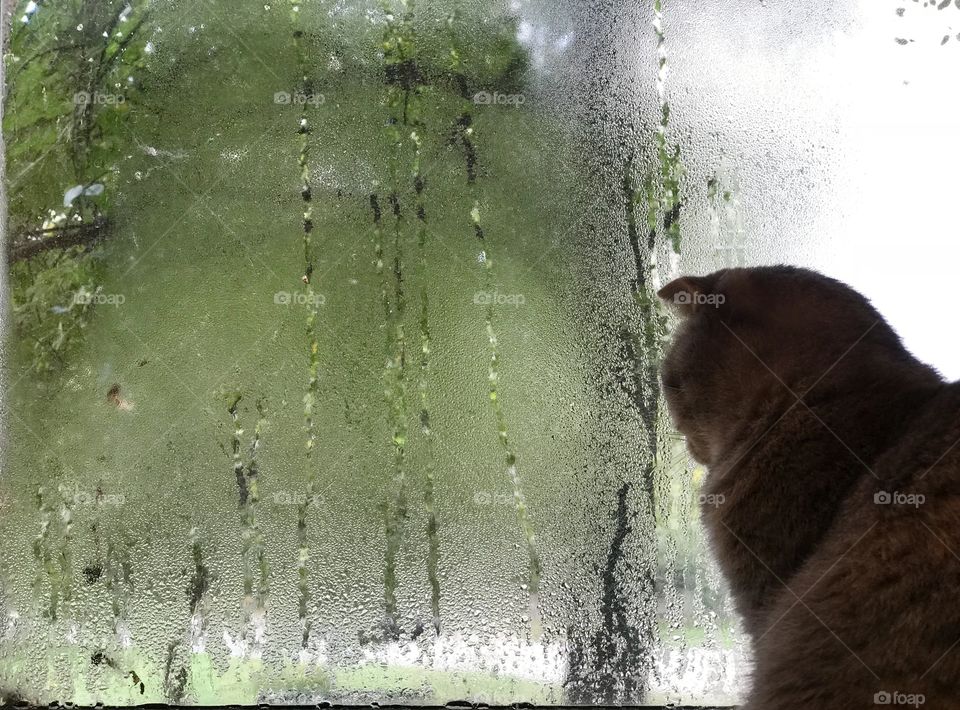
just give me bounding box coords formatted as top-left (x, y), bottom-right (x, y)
top-left (8, 217), bottom-right (110, 263)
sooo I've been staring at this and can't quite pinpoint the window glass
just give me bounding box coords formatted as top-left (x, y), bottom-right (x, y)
top-left (1, 0), bottom-right (956, 705)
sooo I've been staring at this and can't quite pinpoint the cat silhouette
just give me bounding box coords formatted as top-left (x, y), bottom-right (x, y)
top-left (659, 266), bottom-right (960, 709)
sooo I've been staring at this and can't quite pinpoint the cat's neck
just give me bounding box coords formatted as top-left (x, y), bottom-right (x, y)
top-left (701, 358), bottom-right (943, 636)
top-left (717, 357), bottom-right (943, 478)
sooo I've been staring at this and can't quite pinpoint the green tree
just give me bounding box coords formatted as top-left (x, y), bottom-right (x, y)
top-left (4, 0), bottom-right (152, 233)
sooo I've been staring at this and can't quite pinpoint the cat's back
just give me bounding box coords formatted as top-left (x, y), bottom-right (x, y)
top-left (746, 381), bottom-right (960, 709)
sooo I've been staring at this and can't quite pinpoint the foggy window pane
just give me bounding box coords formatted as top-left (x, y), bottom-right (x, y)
top-left (1, 0), bottom-right (956, 705)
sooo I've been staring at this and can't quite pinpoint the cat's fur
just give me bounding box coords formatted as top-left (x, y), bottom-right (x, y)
top-left (658, 266), bottom-right (960, 709)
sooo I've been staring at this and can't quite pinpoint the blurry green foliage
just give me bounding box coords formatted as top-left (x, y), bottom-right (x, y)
top-left (4, 0), bottom-right (151, 372)
top-left (9, 246), bottom-right (103, 374)
top-left (315, 1), bottom-right (529, 96)
top-left (3, 0), bottom-right (152, 231)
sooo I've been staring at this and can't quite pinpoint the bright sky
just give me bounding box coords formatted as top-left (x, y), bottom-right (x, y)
top-left (664, 0), bottom-right (960, 379)
top-left (814, 0), bottom-right (960, 380)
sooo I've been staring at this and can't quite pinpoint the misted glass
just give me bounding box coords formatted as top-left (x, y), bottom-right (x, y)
top-left (2, 0), bottom-right (956, 705)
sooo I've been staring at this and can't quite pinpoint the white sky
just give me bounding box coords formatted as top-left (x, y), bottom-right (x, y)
top-left (667, 0), bottom-right (960, 379)
top-left (813, 1), bottom-right (960, 380)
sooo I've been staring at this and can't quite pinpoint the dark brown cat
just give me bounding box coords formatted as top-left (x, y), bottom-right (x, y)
top-left (658, 266), bottom-right (960, 709)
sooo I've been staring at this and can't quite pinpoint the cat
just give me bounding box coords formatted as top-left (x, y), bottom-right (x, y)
top-left (657, 265), bottom-right (960, 709)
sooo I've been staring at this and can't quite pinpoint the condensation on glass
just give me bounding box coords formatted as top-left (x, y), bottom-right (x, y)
top-left (0, 0), bottom-right (956, 705)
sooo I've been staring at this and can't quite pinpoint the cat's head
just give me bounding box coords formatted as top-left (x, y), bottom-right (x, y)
top-left (657, 266), bottom-right (926, 466)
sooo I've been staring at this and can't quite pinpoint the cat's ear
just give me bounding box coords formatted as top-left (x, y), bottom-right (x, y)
top-left (657, 275), bottom-right (715, 316)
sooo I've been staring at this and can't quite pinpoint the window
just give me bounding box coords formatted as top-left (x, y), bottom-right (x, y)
top-left (1, 0), bottom-right (956, 705)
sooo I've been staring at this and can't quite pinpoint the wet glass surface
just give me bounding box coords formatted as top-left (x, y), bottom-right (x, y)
top-left (0, 0), bottom-right (957, 705)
